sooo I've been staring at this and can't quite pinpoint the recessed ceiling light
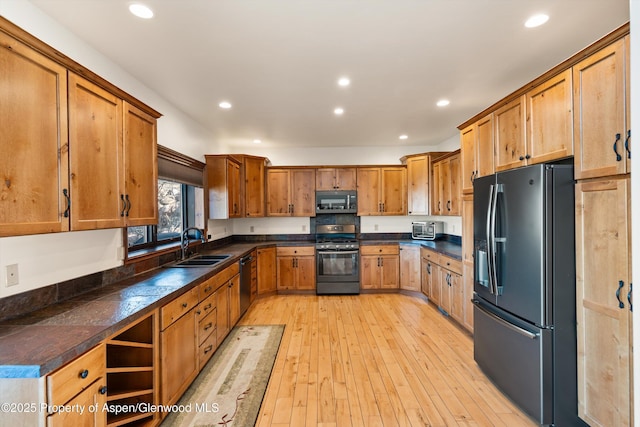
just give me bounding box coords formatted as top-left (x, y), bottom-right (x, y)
top-left (399, 135), bottom-right (408, 140)
top-left (219, 101), bottom-right (232, 109)
top-left (334, 107), bottom-right (344, 115)
top-left (525, 14), bottom-right (549, 28)
top-left (436, 99), bottom-right (450, 107)
top-left (129, 3), bottom-right (154, 19)
top-left (338, 77), bottom-right (351, 87)
top-left (253, 139), bottom-right (262, 144)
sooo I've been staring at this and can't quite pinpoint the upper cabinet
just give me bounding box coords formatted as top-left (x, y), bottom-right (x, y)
top-left (461, 114), bottom-right (494, 194)
top-left (0, 30), bottom-right (70, 237)
top-left (357, 167), bottom-right (407, 216)
top-left (68, 73), bottom-right (158, 230)
top-left (525, 69), bottom-right (574, 165)
top-left (207, 154), bottom-right (268, 218)
top-left (206, 155), bottom-right (242, 219)
top-left (316, 167), bottom-right (357, 191)
top-left (0, 19), bottom-right (160, 237)
top-left (494, 95), bottom-right (527, 171)
top-left (431, 151), bottom-right (461, 216)
top-left (573, 36), bottom-right (630, 179)
top-left (402, 153), bottom-right (446, 215)
top-left (266, 168), bottom-right (316, 216)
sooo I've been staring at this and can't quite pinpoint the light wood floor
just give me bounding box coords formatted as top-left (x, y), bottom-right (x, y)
top-left (239, 293), bottom-right (536, 427)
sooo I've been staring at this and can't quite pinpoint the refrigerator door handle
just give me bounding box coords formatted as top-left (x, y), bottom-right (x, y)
top-left (486, 184), bottom-right (495, 294)
top-left (490, 184), bottom-right (504, 296)
top-left (473, 301), bottom-right (539, 339)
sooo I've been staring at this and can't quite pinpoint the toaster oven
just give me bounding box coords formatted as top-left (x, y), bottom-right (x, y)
top-left (412, 221), bottom-right (444, 240)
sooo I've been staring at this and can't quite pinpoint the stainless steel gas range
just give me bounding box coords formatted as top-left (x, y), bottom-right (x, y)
top-left (315, 224), bottom-right (360, 294)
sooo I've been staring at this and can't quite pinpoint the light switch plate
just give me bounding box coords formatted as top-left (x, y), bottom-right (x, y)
top-left (6, 264), bottom-right (19, 287)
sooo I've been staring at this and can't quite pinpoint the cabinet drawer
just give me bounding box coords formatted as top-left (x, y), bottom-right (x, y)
top-left (199, 276), bottom-right (218, 299)
top-left (198, 309), bottom-right (217, 346)
top-left (196, 293), bottom-right (216, 319)
top-left (361, 245), bottom-right (399, 256)
top-left (205, 263), bottom-right (241, 292)
top-left (161, 287), bottom-right (199, 330)
top-left (199, 332), bottom-right (217, 368)
top-left (420, 247), bottom-right (440, 263)
top-left (277, 246), bottom-right (315, 257)
top-left (440, 256), bottom-right (462, 275)
top-left (47, 344), bottom-right (105, 408)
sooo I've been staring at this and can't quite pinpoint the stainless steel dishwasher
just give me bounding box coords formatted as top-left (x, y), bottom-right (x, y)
top-left (239, 254), bottom-right (254, 315)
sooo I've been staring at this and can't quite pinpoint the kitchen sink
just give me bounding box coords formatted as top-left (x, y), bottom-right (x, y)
top-left (166, 254), bottom-right (232, 267)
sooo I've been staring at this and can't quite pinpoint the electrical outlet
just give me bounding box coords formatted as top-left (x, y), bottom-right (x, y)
top-left (250, 226), bottom-right (255, 232)
top-left (302, 225), bottom-right (307, 232)
top-left (374, 224), bottom-right (379, 231)
top-left (6, 264), bottom-right (19, 287)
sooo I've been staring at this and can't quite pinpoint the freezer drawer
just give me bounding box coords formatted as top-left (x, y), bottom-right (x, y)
top-left (473, 300), bottom-right (552, 425)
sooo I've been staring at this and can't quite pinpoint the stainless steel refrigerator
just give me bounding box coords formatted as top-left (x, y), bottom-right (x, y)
top-left (473, 163), bottom-right (586, 426)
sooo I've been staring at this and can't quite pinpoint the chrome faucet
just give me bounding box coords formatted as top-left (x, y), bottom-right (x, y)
top-left (181, 227), bottom-right (205, 260)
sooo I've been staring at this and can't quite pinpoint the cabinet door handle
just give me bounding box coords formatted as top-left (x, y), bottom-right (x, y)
top-left (427, 263), bottom-right (431, 274)
top-left (628, 282), bottom-right (633, 312)
top-left (204, 345), bottom-right (213, 354)
top-left (125, 194), bottom-right (131, 217)
top-left (204, 322), bottom-right (213, 330)
top-left (625, 129), bottom-right (631, 159)
top-left (120, 194), bottom-right (126, 217)
top-left (62, 189), bottom-right (71, 218)
top-left (613, 133), bottom-right (622, 161)
top-left (525, 154), bottom-right (531, 160)
top-left (182, 302), bottom-right (188, 308)
top-left (447, 200), bottom-right (451, 211)
top-left (616, 280), bottom-right (625, 309)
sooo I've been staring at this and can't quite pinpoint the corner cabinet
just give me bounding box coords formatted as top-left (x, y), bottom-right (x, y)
top-left (356, 167), bottom-right (407, 216)
top-left (399, 243), bottom-right (421, 291)
top-left (257, 246), bottom-right (277, 295)
top-left (431, 151), bottom-right (461, 216)
top-left (266, 168), bottom-right (316, 216)
top-left (460, 114), bottom-right (494, 194)
top-left (401, 152), bottom-right (447, 215)
top-left (206, 155), bottom-right (242, 219)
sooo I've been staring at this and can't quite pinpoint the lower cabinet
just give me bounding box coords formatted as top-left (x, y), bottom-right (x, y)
top-left (420, 247), bottom-right (465, 327)
top-left (48, 344), bottom-right (107, 427)
top-left (360, 244), bottom-right (400, 290)
top-left (276, 246), bottom-right (316, 290)
top-left (257, 246), bottom-right (277, 294)
top-left (399, 243), bottom-right (421, 291)
top-left (160, 288), bottom-right (199, 407)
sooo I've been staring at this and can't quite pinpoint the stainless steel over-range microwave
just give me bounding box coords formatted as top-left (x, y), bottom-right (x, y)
top-left (412, 221), bottom-right (444, 240)
top-left (316, 190), bottom-right (357, 213)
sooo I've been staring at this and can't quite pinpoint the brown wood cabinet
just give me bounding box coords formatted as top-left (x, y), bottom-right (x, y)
top-left (401, 153), bottom-right (446, 215)
top-left (242, 156), bottom-right (267, 217)
top-left (206, 155), bottom-right (241, 219)
top-left (461, 114), bottom-right (494, 194)
top-left (0, 30), bottom-right (70, 236)
top-left (575, 177), bottom-right (632, 426)
top-left (431, 151), bottom-right (461, 216)
top-left (360, 245), bottom-right (400, 290)
top-left (574, 37), bottom-right (631, 179)
top-left (257, 247), bottom-right (277, 295)
top-left (105, 311), bottom-right (158, 426)
top-left (316, 167), bottom-right (357, 190)
top-left (420, 247), bottom-right (439, 304)
top-left (461, 194), bottom-right (474, 333)
top-left (526, 69), bottom-right (574, 165)
top-left (276, 246), bottom-right (316, 290)
top-left (69, 73), bottom-right (159, 231)
top-left (266, 168), bottom-right (316, 216)
top-left (494, 95), bottom-right (527, 172)
top-left (356, 167), bottom-right (407, 215)
top-left (399, 243), bottom-right (421, 291)
top-left (160, 288), bottom-right (199, 407)
top-left (1, 20), bottom-right (160, 237)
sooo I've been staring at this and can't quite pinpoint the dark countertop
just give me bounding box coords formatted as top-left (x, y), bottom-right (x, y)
top-left (360, 239), bottom-right (462, 260)
top-left (0, 237), bottom-right (461, 378)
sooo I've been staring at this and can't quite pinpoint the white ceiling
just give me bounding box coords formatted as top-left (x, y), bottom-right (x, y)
top-left (29, 0), bottom-right (629, 150)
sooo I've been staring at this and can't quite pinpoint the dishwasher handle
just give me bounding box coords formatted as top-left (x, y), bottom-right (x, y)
top-left (240, 255), bottom-right (254, 265)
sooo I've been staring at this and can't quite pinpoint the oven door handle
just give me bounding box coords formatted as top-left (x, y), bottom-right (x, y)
top-left (317, 250), bottom-right (360, 255)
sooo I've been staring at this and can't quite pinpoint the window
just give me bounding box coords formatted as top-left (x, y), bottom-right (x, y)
top-left (126, 146), bottom-right (205, 257)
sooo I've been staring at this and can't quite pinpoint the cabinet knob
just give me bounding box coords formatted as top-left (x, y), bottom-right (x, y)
top-left (519, 156), bottom-right (525, 161)
top-left (79, 369), bottom-right (89, 379)
top-left (182, 302), bottom-right (188, 308)
top-left (99, 386), bottom-right (107, 395)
